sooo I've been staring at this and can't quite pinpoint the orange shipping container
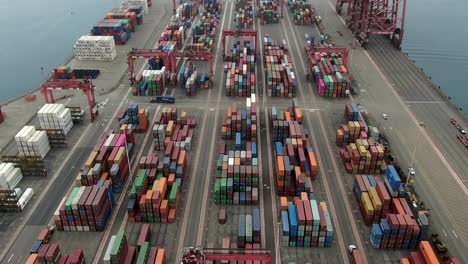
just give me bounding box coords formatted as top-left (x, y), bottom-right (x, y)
top-left (146, 190), bottom-right (154, 203)
top-left (280, 197), bottom-right (288, 211)
top-left (419, 241), bottom-right (440, 264)
top-left (294, 108), bottom-right (303, 123)
top-left (168, 174), bottom-right (175, 186)
top-left (154, 248), bottom-right (166, 264)
top-left (308, 152), bottom-right (318, 172)
top-left (276, 156), bottom-right (285, 176)
top-left (300, 192), bottom-right (308, 201)
top-left (399, 258), bottom-right (410, 264)
top-left (25, 254), bottom-right (38, 264)
top-left (160, 200), bottom-right (169, 214)
top-left (392, 198), bottom-right (406, 215)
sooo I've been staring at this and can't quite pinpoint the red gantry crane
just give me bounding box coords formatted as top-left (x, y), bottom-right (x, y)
top-left (335, 0), bottom-right (407, 49)
top-left (172, 51), bottom-right (214, 87)
top-left (222, 30), bottom-right (258, 57)
top-left (181, 247), bottom-right (271, 264)
top-left (40, 80), bottom-right (98, 122)
top-left (127, 48), bottom-right (172, 86)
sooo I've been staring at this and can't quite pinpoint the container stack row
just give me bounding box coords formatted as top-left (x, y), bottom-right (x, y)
top-left (160, 25), bottom-right (185, 50)
top-left (288, 0), bottom-right (315, 25)
top-left (15, 126), bottom-right (50, 159)
top-left (237, 208), bottom-right (262, 248)
top-left (26, 245), bottom-right (85, 264)
top-left (221, 102), bottom-right (258, 141)
top-left (263, 36), bottom-right (297, 97)
top-left (121, 0), bottom-right (150, 14)
top-left (54, 180), bottom-right (115, 232)
top-left (270, 105), bottom-right (318, 195)
top-left (179, 63), bottom-right (209, 96)
top-left (400, 241), bottom-right (461, 264)
top-left (235, 6), bottom-right (253, 28)
top-left (73, 36), bottom-right (117, 61)
top-left (75, 130), bottom-right (135, 192)
top-left (0, 163), bottom-right (23, 191)
top-left (117, 103), bottom-right (149, 133)
top-left (135, 69), bottom-right (166, 96)
top-left (189, 12), bottom-right (218, 52)
top-left (179, 3), bottom-right (199, 19)
top-left (335, 120), bottom-right (369, 147)
top-left (106, 7), bottom-right (143, 32)
top-left (214, 138), bottom-right (259, 205)
top-left (104, 230), bottom-right (167, 264)
top-left (127, 147), bottom-right (187, 223)
top-left (152, 108), bottom-right (195, 151)
top-left (224, 40), bottom-right (256, 97)
top-left (51, 66), bottom-right (101, 79)
top-left (344, 103), bottom-right (360, 122)
top-left (353, 175), bottom-right (391, 225)
top-left (204, 0), bottom-right (222, 17)
top-left (309, 51), bottom-right (351, 98)
top-left (280, 195), bottom-right (334, 248)
top-left (38, 104), bottom-right (73, 135)
top-left (339, 138), bottom-right (387, 174)
top-left (259, 0), bottom-right (280, 24)
top-left (369, 213), bottom-right (429, 250)
top-left (92, 19), bottom-right (132, 45)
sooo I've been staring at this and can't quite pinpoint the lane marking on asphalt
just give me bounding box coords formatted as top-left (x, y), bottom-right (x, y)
top-left (453, 230), bottom-right (458, 238)
top-left (7, 254), bottom-right (13, 263)
top-left (405, 100), bottom-right (446, 104)
top-left (443, 229), bottom-right (447, 237)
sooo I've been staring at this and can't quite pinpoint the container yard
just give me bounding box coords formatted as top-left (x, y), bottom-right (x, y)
top-left (1, 0), bottom-right (468, 263)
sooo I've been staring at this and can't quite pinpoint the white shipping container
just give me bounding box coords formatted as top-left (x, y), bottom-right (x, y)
top-left (18, 188), bottom-right (34, 210)
top-left (103, 235), bottom-right (117, 264)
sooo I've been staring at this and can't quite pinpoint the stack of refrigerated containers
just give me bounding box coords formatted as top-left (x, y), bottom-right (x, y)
top-left (309, 51), bottom-right (351, 98)
top-left (91, 19), bottom-right (131, 45)
top-left (27, 247), bottom-right (86, 264)
top-left (105, 8), bottom-right (140, 32)
top-left (152, 108), bottom-right (195, 151)
top-left (15, 126), bottom-right (50, 159)
top-left (335, 120), bottom-right (368, 147)
top-left (136, 68), bottom-right (166, 96)
top-left (0, 163), bottom-right (23, 191)
top-left (121, 0), bottom-right (150, 14)
top-left (339, 139), bottom-right (386, 174)
top-left (288, 0), bottom-right (315, 25)
top-left (270, 105), bottom-right (318, 196)
top-left (237, 208), bottom-right (261, 248)
top-left (73, 36), bottom-right (117, 61)
top-left (37, 104), bottom-right (73, 135)
top-left (263, 36), bottom-right (297, 97)
top-left (54, 181), bottom-right (114, 232)
top-left (259, 0), bottom-right (279, 24)
top-left (280, 195), bottom-right (334, 248)
top-left (235, 6), bottom-right (253, 28)
top-left (224, 40), bottom-right (256, 97)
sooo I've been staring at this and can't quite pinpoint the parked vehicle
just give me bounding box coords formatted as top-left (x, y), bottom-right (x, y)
top-left (348, 245), bottom-right (363, 264)
top-left (150, 96), bottom-right (175, 104)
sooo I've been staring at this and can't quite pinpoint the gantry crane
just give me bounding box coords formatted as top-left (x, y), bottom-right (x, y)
top-left (222, 30), bottom-right (258, 57)
top-left (40, 80), bottom-right (98, 122)
top-left (181, 247), bottom-right (271, 264)
top-left (172, 51), bottom-right (214, 87)
top-left (335, 0), bottom-right (407, 49)
top-left (127, 48), bottom-right (172, 86)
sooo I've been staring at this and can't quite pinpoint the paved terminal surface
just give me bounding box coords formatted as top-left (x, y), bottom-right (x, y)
top-left (1, 0), bottom-right (468, 263)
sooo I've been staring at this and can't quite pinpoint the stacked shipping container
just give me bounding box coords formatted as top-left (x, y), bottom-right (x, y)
top-left (270, 104), bottom-right (318, 196)
top-left (335, 120), bottom-right (369, 147)
top-left (190, 11), bottom-right (218, 52)
top-left (263, 36), bottom-right (297, 97)
top-left (235, 6), bottom-right (253, 28)
top-left (288, 0), bottom-right (315, 25)
top-left (15, 126), bottom-right (50, 159)
top-left (309, 51), bottom-right (351, 98)
top-left (152, 108), bottom-right (195, 151)
top-left (135, 69), bottom-right (166, 96)
top-left (280, 195), bottom-right (334, 247)
top-left (237, 208), bottom-right (262, 248)
top-left (259, 0), bottom-right (280, 24)
top-left (339, 139), bottom-right (386, 174)
top-left (224, 40), bottom-right (256, 97)
top-left (26, 246), bottom-right (86, 264)
top-left (117, 103), bottom-right (149, 133)
top-left (400, 241), bottom-right (461, 264)
top-left (91, 19), bottom-right (131, 45)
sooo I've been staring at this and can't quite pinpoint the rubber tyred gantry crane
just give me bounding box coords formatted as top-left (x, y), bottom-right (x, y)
top-left (41, 80), bottom-right (98, 122)
top-left (172, 51), bottom-right (214, 87)
top-left (127, 48), bottom-right (172, 86)
top-left (335, 0), bottom-right (407, 49)
top-left (181, 247), bottom-right (271, 264)
top-left (222, 30), bottom-right (258, 57)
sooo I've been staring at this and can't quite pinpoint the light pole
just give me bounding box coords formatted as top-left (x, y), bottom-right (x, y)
top-left (275, 222), bottom-right (281, 264)
top-left (406, 123), bottom-right (422, 186)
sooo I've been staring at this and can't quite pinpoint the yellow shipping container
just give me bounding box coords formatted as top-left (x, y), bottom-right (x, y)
top-left (355, 139), bottom-right (363, 148)
top-left (359, 146), bottom-right (367, 156)
top-left (361, 192), bottom-right (375, 215)
top-left (87, 168), bottom-right (93, 181)
top-left (320, 202), bottom-right (328, 212)
top-left (166, 120), bottom-right (174, 136)
top-left (376, 145), bottom-right (385, 158)
top-left (291, 138), bottom-right (297, 148)
top-left (85, 151), bottom-right (98, 168)
top-left (152, 179), bottom-right (159, 191)
top-left (75, 172), bottom-right (82, 186)
top-left (120, 124), bottom-right (128, 133)
top-left (362, 139), bottom-right (369, 150)
top-left (349, 121), bottom-right (355, 132)
top-left (368, 187), bottom-right (382, 210)
top-left (114, 147), bottom-right (126, 165)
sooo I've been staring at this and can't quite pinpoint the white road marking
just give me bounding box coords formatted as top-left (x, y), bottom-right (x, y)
top-left (7, 254), bottom-right (13, 263)
top-left (453, 230), bottom-right (458, 238)
top-left (443, 229), bottom-right (448, 237)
